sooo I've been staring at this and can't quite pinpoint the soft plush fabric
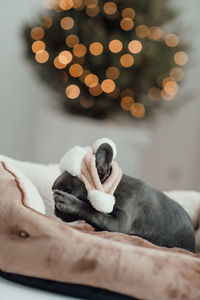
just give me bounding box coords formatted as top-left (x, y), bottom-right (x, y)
top-left (59, 139), bottom-right (122, 213)
top-left (1, 157), bottom-right (200, 300)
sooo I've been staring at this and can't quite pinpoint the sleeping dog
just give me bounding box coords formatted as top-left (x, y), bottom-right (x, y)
top-left (53, 140), bottom-right (195, 252)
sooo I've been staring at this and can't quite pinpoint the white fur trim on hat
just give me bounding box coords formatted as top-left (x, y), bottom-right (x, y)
top-left (92, 138), bottom-right (117, 159)
top-left (88, 190), bottom-right (115, 214)
top-left (59, 146), bottom-right (87, 176)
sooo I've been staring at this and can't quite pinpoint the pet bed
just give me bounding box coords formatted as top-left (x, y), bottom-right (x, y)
top-left (0, 154), bottom-right (200, 300)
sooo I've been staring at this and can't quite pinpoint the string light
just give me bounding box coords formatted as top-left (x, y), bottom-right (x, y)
top-left (101, 79), bottom-right (115, 93)
top-left (65, 84), bottom-right (80, 99)
top-left (130, 103), bottom-right (145, 118)
top-left (165, 34), bottom-right (179, 47)
top-left (109, 39), bottom-right (123, 53)
top-left (103, 2), bottom-right (117, 15)
top-left (122, 8), bottom-right (135, 19)
top-left (106, 66), bottom-right (120, 80)
top-left (32, 40), bottom-right (46, 53)
top-left (128, 40), bottom-right (142, 54)
top-left (85, 74), bottom-right (98, 87)
top-left (120, 54), bottom-right (134, 68)
top-left (147, 87), bottom-right (161, 101)
top-left (89, 42), bottom-right (103, 55)
top-left (59, 0), bottom-right (73, 10)
top-left (120, 18), bottom-right (134, 31)
top-left (35, 50), bottom-right (49, 63)
top-left (60, 17), bottom-right (74, 30)
top-left (136, 25), bottom-right (149, 38)
top-left (174, 51), bottom-right (188, 66)
top-left (170, 67), bottom-right (184, 81)
top-left (31, 26), bottom-right (45, 40)
top-left (73, 43), bottom-right (87, 57)
top-left (58, 50), bottom-right (72, 64)
top-left (66, 34), bottom-right (79, 47)
top-left (69, 63), bottom-right (83, 77)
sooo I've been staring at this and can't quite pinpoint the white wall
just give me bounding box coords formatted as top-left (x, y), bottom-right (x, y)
top-left (0, 0), bottom-right (200, 191)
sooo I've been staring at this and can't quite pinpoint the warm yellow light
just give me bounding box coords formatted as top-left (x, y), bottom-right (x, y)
top-left (147, 87), bottom-right (161, 101)
top-left (162, 77), bottom-right (173, 87)
top-left (121, 89), bottom-right (134, 98)
top-left (128, 40), bottom-right (142, 54)
top-left (35, 50), bottom-right (49, 63)
top-left (85, 0), bottom-right (98, 6)
top-left (101, 79), bottom-right (115, 93)
top-left (130, 103), bottom-right (145, 118)
top-left (89, 83), bottom-right (102, 96)
top-left (103, 2), bottom-right (117, 15)
top-left (60, 17), bottom-right (74, 30)
top-left (85, 74), bottom-right (98, 87)
top-left (148, 26), bottom-right (163, 41)
top-left (79, 69), bottom-right (90, 82)
top-left (58, 50), bottom-right (72, 64)
top-left (121, 96), bottom-right (134, 111)
top-left (107, 87), bottom-right (120, 99)
top-left (65, 84), bottom-right (80, 99)
top-left (66, 34), bottom-right (79, 48)
top-left (174, 51), bottom-right (188, 66)
top-left (59, 0), bottom-right (73, 10)
top-left (32, 40), bottom-right (46, 53)
top-left (122, 8), bottom-right (135, 19)
top-left (120, 54), bottom-right (134, 68)
top-left (109, 39), bottom-right (123, 53)
top-left (31, 26), bottom-right (45, 40)
top-left (54, 56), bottom-right (67, 69)
top-left (120, 18), bottom-right (134, 31)
top-left (161, 89), bottom-right (174, 101)
top-left (86, 5), bottom-right (99, 17)
top-left (73, 0), bottom-right (84, 9)
top-left (41, 16), bottom-right (53, 29)
top-left (170, 67), bottom-right (184, 81)
top-left (106, 66), bottom-right (120, 80)
top-left (89, 42), bottom-right (103, 55)
top-left (73, 43), bottom-right (87, 57)
top-left (163, 81), bottom-right (179, 96)
top-left (69, 64), bottom-right (83, 77)
top-left (165, 34), bottom-right (179, 47)
top-left (136, 25), bottom-right (149, 38)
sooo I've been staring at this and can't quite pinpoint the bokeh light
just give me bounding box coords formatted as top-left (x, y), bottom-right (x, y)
top-left (128, 40), bottom-right (142, 54)
top-left (170, 67), bottom-right (184, 81)
top-left (66, 34), bottom-right (79, 48)
top-left (69, 63), bottom-right (83, 77)
top-left (122, 8), bottom-right (135, 19)
top-left (65, 84), bottom-right (80, 99)
top-left (148, 26), bottom-right (163, 41)
top-left (79, 69), bottom-right (90, 82)
top-left (101, 79), bottom-right (115, 93)
top-left (58, 50), bottom-right (72, 64)
top-left (136, 25), bottom-right (149, 38)
top-left (89, 83), bottom-right (102, 96)
top-left (121, 96), bottom-right (134, 111)
top-left (31, 26), bottom-right (45, 40)
top-left (89, 42), bottom-right (103, 55)
top-left (107, 87), bottom-right (120, 99)
top-left (103, 2), bottom-right (117, 15)
top-left (161, 89), bottom-right (174, 101)
top-left (174, 51), bottom-right (188, 66)
top-left (130, 103), bottom-right (145, 118)
top-left (120, 54), bottom-right (134, 68)
top-left (85, 0), bottom-right (98, 6)
top-left (60, 17), bottom-right (74, 30)
top-left (165, 34), bottom-right (179, 47)
top-left (35, 50), bottom-right (49, 63)
top-left (109, 39), bottom-right (123, 53)
top-left (163, 80), bottom-right (179, 96)
top-left (106, 66), bottom-right (120, 80)
top-left (59, 0), bottom-right (73, 10)
top-left (32, 40), bottom-right (46, 53)
top-left (41, 16), bottom-right (53, 28)
top-left (120, 18), bottom-right (134, 31)
top-left (121, 89), bottom-right (134, 98)
top-left (85, 74), bottom-right (98, 87)
top-left (86, 5), bottom-right (99, 17)
top-left (147, 87), bottom-right (161, 101)
top-left (73, 43), bottom-right (87, 57)
top-left (54, 56), bottom-right (67, 69)
top-left (73, 0), bottom-right (84, 10)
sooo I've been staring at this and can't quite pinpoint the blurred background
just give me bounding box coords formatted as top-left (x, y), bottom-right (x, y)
top-left (0, 0), bottom-right (200, 191)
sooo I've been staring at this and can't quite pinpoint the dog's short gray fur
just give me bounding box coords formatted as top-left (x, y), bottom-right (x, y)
top-left (53, 143), bottom-right (195, 252)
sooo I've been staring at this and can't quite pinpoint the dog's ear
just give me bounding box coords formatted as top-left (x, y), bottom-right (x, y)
top-left (95, 143), bottom-right (113, 183)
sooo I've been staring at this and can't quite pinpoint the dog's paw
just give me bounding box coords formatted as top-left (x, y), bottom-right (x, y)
top-left (53, 190), bottom-right (78, 214)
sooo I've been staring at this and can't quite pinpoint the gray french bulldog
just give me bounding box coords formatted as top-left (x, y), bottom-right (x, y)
top-left (53, 143), bottom-right (195, 252)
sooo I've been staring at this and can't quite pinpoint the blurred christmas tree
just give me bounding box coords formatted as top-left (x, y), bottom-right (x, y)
top-left (23, 0), bottom-right (188, 119)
